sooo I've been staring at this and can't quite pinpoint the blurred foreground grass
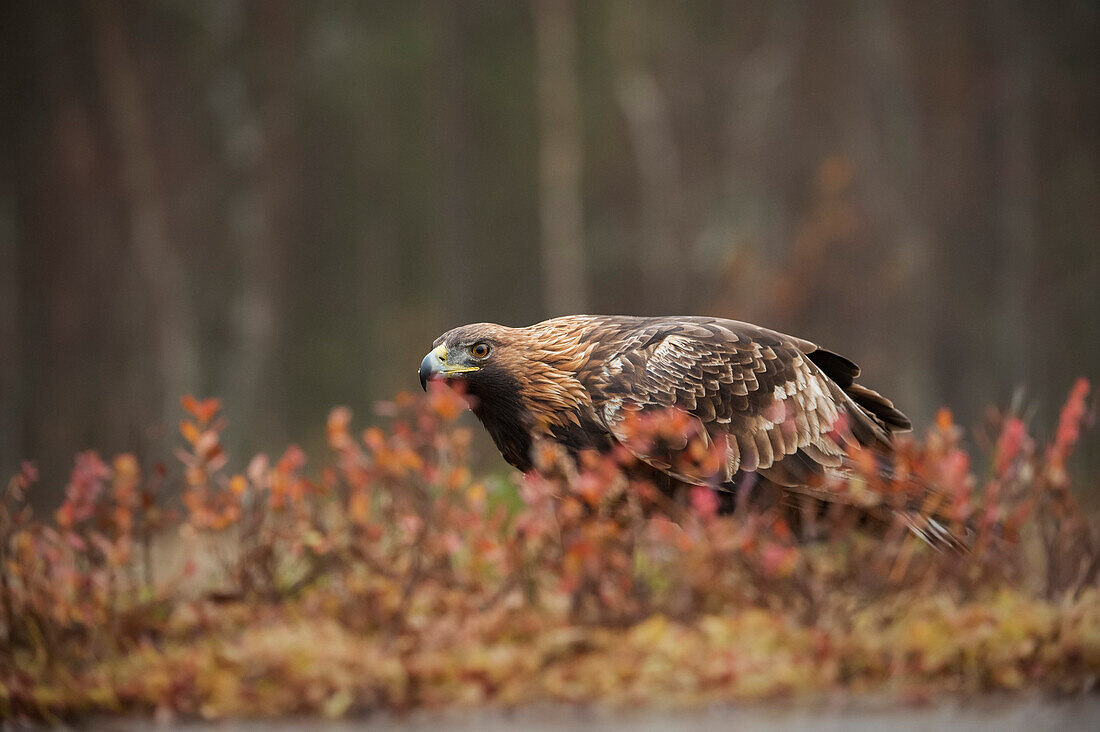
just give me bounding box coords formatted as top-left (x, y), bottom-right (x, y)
top-left (2, 382), bottom-right (1098, 722)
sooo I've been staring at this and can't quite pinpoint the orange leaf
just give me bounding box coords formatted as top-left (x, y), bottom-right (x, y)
top-left (229, 475), bottom-right (247, 496)
top-left (935, 408), bottom-right (954, 431)
top-left (180, 420), bottom-right (200, 444)
top-left (181, 394), bottom-right (199, 416)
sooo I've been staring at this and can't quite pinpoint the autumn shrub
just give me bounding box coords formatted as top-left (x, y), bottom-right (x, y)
top-left (1, 381), bottom-right (1098, 720)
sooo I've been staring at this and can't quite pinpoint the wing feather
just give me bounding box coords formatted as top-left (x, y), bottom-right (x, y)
top-left (585, 316), bottom-right (906, 488)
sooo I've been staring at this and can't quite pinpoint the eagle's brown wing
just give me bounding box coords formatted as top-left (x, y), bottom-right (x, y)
top-left (584, 317), bottom-right (910, 488)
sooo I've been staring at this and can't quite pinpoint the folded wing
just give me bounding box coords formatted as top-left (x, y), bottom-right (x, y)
top-left (587, 317), bottom-right (909, 489)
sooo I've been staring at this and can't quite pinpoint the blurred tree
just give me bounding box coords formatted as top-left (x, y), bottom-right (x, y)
top-left (608, 0), bottom-right (686, 314)
top-left (436, 0), bottom-right (476, 323)
top-left (534, 0), bottom-right (588, 314)
top-left (215, 0), bottom-right (298, 452)
top-left (88, 0), bottom-right (200, 442)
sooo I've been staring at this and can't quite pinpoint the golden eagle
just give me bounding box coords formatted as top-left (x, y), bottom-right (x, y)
top-left (419, 315), bottom-right (951, 544)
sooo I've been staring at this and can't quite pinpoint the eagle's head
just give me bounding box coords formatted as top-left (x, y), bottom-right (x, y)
top-left (419, 322), bottom-right (530, 410)
top-left (419, 319), bottom-right (606, 470)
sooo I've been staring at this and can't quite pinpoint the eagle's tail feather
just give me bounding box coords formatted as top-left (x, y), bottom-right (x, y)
top-left (807, 346), bottom-right (911, 441)
top-left (846, 383), bottom-right (912, 433)
top-left (806, 348), bottom-right (859, 387)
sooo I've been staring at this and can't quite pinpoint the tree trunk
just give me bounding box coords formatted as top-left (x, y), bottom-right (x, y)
top-left (436, 0), bottom-right (476, 323)
top-left (213, 0), bottom-right (297, 450)
top-left (87, 0), bottom-right (199, 433)
top-left (533, 0), bottom-right (588, 315)
top-left (608, 0), bottom-right (686, 314)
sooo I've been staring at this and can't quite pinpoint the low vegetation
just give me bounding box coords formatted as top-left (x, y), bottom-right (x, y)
top-left (1, 381), bottom-right (1098, 722)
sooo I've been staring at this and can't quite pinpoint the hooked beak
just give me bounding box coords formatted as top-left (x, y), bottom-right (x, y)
top-left (419, 346), bottom-right (444, 390)
top-left (419, 344), bottom-right (479, 390)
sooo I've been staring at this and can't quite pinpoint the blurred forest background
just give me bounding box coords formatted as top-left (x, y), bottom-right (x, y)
top-left (1, 0), bottom-right (1098, 505)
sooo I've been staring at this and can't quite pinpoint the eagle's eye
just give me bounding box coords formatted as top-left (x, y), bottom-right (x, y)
top-left (469, 342), bottom-right (491, 359)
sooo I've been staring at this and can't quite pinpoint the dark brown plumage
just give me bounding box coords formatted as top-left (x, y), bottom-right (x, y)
top-left (420, 315), bottom-right (952, 545)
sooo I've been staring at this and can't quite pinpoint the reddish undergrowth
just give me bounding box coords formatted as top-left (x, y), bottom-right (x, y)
top-left (1, 381), bottom-right (1098, 721)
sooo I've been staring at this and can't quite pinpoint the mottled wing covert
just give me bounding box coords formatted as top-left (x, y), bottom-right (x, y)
top-left (587, 318), bottom-right (895, 487)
